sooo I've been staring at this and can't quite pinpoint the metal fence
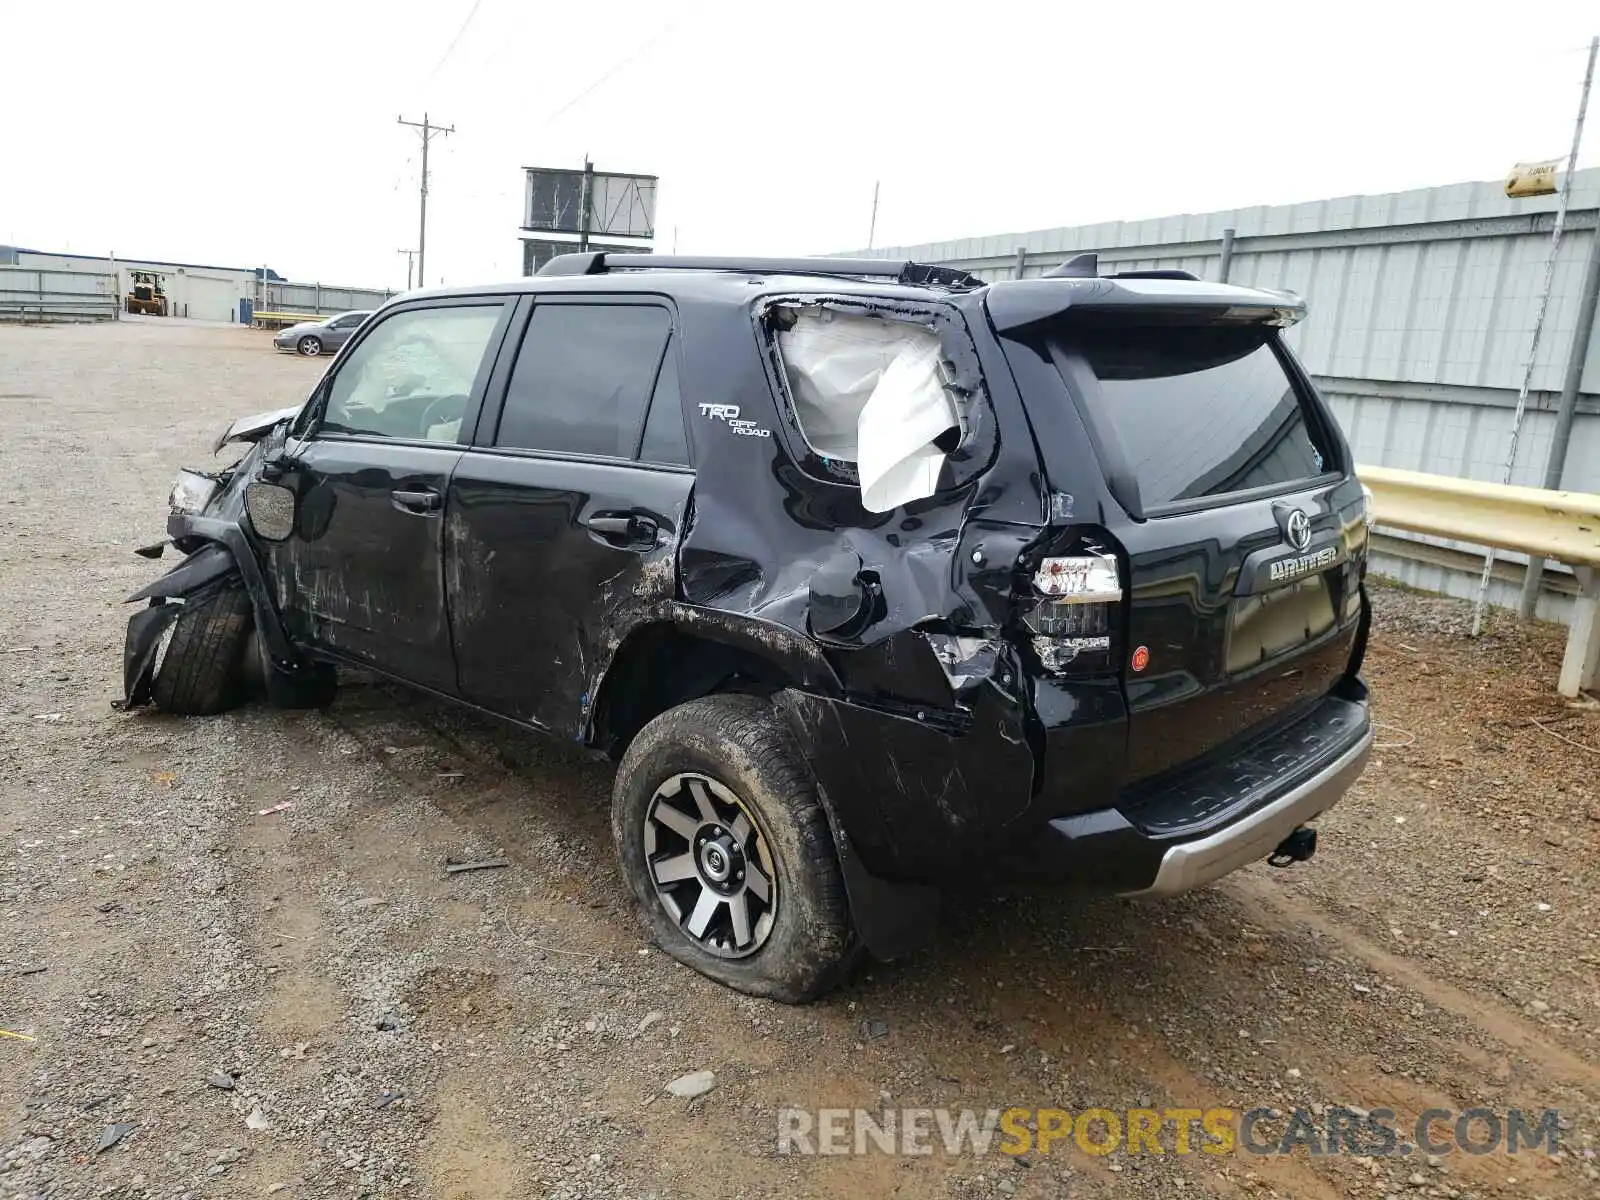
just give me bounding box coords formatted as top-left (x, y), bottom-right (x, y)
top-left (857, 169), bottom-right (1600, 622)
top-left (0, 265), bottom-right (119, 322)
top-left (261, 280), bottom-right (394, 319)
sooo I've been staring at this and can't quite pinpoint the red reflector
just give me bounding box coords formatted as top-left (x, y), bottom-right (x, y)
top-left (1131, 645), bottom-right (1150, 672)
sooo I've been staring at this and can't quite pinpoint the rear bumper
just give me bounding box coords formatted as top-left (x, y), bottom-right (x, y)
top-left (991, 687), bottom-right (1371, 893)
top-left (784, 679), bottom-right (1371, 896)
top-left (1123, 724), bottom-right (1371, 897)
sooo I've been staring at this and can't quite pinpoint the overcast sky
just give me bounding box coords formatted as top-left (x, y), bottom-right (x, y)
top-left (5, 1), bottom-right (1597, 291)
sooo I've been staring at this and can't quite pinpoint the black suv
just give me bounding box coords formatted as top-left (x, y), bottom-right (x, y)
top-left (122, 252), bottom-right (1373, 1002)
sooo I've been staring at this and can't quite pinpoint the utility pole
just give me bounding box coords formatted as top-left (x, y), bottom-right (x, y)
top-left (578, 159), bottom-right (595, 252)
top-left (397, 113), bottom-right (454, 288)
top-left (1473, 35), bottom-right (1596, 635)
top-left (1519, 33), bottom-right (1600, 621)
top-left (867, 180), bottom-right (880, 250)
top-left (396, 248), bottom-right (417, 291)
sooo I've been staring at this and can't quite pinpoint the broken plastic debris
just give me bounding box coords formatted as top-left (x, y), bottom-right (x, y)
top-left (256, 802), bottom-right (295, 816)
top-left (0, 1028), bottom-right (38, 1042)
top-left (207, 1071), bottom-right (237, 1090)
top-left (858, 1017), bottom-right (890, 1042)
top-left (923, 633), bottom-right (999, 690)
top-left (32, 713), bottom-right (64, 722)
top-left (245, 1107), bottom-right (270, 1131)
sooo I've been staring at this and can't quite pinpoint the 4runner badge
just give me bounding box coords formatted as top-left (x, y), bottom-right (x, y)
top-left (698, 403), bottom-right (771, 438)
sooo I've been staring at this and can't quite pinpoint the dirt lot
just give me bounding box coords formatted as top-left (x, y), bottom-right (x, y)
top-left (1, 318), bottom-right (1597, 1200)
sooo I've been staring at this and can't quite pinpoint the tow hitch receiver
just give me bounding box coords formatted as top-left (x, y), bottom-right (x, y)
top-left (1267, 826), bottom-right (1318, 867)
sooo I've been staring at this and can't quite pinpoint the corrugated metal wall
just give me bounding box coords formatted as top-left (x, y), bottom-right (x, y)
top-left (859, 170), bottom-right (1600, 621)
top-left (4, 250), bottom-right (395, 323)
top-left (0, 266), bottom-right (119, 321)
top-left (266, 281), bottom-right (393, 316)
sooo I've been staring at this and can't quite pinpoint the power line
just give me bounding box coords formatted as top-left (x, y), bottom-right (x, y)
top-left (540, 18), bottom-right (680, 127)
top-left (423, 0), bottom-right (485, 84)
top-left (397, 114), bottom-right (455, 288)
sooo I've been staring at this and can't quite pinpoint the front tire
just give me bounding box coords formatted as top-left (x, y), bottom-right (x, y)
top-left (150, 587), bottom-right (253, 715)
top-left (612, 694), bottom-right (857, 1003)
top-left (297, 335), bottom-right (322, 357)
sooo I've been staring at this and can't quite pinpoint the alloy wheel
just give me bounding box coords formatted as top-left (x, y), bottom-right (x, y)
top-left (297, 337), bottom-right (320, 356)
top-left (643, 772), bottom-right (777, 959)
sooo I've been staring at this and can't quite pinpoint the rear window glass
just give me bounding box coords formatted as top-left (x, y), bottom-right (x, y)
top-left (1063, 325), bottom-right (1330, 507)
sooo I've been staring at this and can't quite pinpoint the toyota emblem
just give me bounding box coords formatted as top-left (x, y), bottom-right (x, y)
top-left (1286, 509), bottom-right (1311, 551)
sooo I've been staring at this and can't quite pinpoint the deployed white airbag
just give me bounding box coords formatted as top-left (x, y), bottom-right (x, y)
top-left (777, 309), bottom-right (962, 513)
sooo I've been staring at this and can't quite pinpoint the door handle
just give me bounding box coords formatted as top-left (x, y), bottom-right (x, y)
top-left (391, 488), bottom-right (442, 514)
top-left (585, 511), bottom-right (659, 546)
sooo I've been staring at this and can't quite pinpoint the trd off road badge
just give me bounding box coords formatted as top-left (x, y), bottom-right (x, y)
top-left (698, 403), bottom-right (771, 438)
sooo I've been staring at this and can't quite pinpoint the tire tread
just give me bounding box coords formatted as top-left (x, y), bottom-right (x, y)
top-left (150, 587), bottom-right (253, 715)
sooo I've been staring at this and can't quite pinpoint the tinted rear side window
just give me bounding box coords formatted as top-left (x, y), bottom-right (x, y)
top-left (1062, 325), bottom-right (1330, 507)
top-left (497, 303), bottom-right (670, 457)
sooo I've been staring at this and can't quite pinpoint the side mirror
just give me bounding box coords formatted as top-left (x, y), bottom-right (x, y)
top-left (245, 481), bottom-right (296, 541)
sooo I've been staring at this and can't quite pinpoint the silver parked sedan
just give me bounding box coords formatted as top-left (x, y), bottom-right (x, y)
top-left (272, 311), bottom-right (372, 357)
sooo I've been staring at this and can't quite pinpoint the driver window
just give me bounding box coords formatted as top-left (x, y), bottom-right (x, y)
top-left (322, 304), bottom-right (503, 441)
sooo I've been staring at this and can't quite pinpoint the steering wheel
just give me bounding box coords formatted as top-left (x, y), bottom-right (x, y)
top-left (418, 393), bottom-right (468, 436)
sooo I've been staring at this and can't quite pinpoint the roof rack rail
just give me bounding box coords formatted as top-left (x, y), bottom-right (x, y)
top-left (536, 252), bottom-right (984, 289)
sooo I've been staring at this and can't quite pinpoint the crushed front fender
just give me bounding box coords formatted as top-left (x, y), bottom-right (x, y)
top-left (125, 541), bottom-right (236, 603)
top-left (122, 602), bottom-right (183, 708)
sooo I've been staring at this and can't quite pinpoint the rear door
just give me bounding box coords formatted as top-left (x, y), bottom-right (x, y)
top-left (274, 298), bottom-right (511, 693)
top-left (1011, 315), bottom-right (1366, 784)
top-left (447, 296), bottom-right (694, 732)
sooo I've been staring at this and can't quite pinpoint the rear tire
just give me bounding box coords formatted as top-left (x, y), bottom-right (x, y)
top-left (150, 587), bottom-right (253, 715)
top-left (297, 335), bottom-right (322, 357)
top-left (612, 694), bottom-right (858, 1003)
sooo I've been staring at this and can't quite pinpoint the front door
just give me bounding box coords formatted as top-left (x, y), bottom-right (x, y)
top-left (272, 298), bottom-right (512, 694)
top-left (448, 298), bottom-right (694, 732)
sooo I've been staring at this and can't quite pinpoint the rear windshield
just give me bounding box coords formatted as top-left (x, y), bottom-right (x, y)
top-left (1056, 325), bottom-right (1331, 507)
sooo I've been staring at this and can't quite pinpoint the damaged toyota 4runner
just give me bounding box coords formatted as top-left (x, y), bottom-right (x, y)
top-left (121, 252), bottom-right (1373, 1002)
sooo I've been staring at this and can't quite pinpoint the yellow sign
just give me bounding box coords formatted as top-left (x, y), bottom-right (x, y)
top-left (1505, 160), bottom-right (1560, 198)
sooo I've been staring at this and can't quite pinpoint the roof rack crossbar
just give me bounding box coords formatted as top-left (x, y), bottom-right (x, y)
top-left (536, 252), bottom-right (983, 288)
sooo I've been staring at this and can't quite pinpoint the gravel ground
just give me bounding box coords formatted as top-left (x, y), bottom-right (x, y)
top-left (1, 318), bottom-right (1597, 1199)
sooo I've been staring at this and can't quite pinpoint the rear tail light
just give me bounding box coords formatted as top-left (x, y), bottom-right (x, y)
top-left (1020, 544), bottom-right (1122, 674)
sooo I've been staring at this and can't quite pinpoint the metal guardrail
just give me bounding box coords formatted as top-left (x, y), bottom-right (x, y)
top-left (1360, 465), bottom-right (1600, 697)
top-left (251, 310), bottom-right (323, 329)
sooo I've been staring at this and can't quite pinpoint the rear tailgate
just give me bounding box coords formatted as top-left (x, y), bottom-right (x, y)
top-left (993, 282), bottom-right (1367, 785)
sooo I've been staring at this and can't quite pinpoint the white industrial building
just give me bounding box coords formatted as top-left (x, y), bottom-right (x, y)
top-left (0, 245), bottom-right (394, 324)
top-left (0, 246), bottom-right (281, 324)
